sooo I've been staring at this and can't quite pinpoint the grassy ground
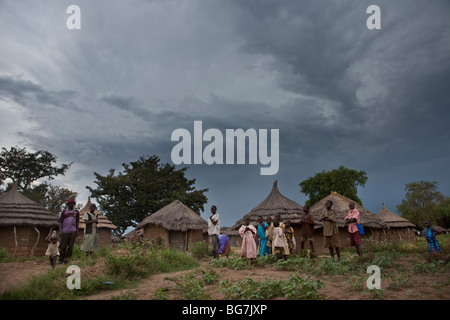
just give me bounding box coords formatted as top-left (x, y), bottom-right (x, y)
top-left (0, 234), bottom-right (449, 300)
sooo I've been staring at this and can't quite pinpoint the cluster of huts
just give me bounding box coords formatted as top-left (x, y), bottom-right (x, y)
top-left (0, 184), bottom-right (117, 257)
top-left (0, 180), bottom-right (444, 257)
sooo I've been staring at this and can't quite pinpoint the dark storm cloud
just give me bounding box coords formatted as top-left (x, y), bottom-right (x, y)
top-left (1, 0), bottom-right (449, 226)
top-left (224, 0), bottom-right (450, 168)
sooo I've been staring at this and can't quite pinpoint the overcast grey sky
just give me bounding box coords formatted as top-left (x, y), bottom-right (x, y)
top-left (1, 0), bottom-right (449, 228)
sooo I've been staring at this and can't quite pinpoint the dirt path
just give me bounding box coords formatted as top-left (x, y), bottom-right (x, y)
top-left (83, 256), bottom-right (450, 300)
top-left (0, 259), bottom-right (51, 294)
top-left (1, 255), bottom-right (449, 300)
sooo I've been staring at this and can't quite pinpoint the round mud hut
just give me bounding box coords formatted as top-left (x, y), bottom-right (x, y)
top-left (377, 203), bottom-right (416, 243)
top-left (310, 192), bottom-right (388, 250)
top-left (0, 184), bottom-right (59, 257)
top-left (136, 200), bottom-right (208, 251)
top-left (77, 197), bottom-right (118, 247)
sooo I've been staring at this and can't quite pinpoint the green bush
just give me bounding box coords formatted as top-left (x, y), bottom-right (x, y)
top-left (104, 243), bottom-right (198, 279)
top-left (219, 274), bottom-right (325, 300)
top-left (0, 247), bottom-right (10, 262)
top-left (188, 241), bottom-right (210, 259)
top-left (175, 274), bottom-right (211, 300)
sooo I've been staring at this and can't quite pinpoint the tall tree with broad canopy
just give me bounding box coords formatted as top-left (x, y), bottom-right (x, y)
top-left (397, 181), bottom-right (445, 229)
top-left (87, 155), bottom-right (208, 235)
top-left (0, 146), bottom-right (72, 192)
top-left (299, 165), bottom-right (367, 206)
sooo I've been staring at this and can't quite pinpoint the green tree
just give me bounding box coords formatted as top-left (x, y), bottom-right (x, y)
top-left (23, 183), bottom-right (79, 215)
top-left (0, 146), bottom-right (72, 192)
top-left (396, 181), bottom-right (444, 229)
top-left (299, 166), bottom-right (367, 206)
top-left (435, 197), bottom-right (450, 228)
top-left (87, 155), bottom-right (208, 234)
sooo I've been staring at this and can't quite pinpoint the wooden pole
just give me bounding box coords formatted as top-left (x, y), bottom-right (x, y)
top-left (13, 226), bottom-right (18, 258)
top-left (31, 227), bottom-right (41, 256)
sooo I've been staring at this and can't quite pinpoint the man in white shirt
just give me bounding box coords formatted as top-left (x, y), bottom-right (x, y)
top-left (208, 205), bottom-right (220, 259)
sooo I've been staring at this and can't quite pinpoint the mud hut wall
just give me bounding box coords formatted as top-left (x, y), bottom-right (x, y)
top-left (97, 229), bottom-right (113, 246)
top-left (186, 229), bottom-right (208, 251)
top-left (0, 226), bottom-right (51, 257)
top-left (384, 227), bottom-right (416, 243)
top-left (76, 228), bottom-right (113, 246)
top-left (292, 225), bottom-right (302, 254)
top-left (143, 225), bottom-right (170, 247)
top-left (228, 234), bottom-right (242, 248)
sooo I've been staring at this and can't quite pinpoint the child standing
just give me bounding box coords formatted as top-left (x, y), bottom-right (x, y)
top-left (319, 200), bottom-right (341, 261)
top-left (284, 219), bottom-right (295, 257)
top-left (239, 217), bottom-right (257, 261)
top-left (256, 217), bottom-right (270, 257)
top-left (45, 228), bottom-right (60, 268)
top-left (424, 221), bottom-right (442, 256)
top-left (344, 202), bottom-right (362, 256)
top-left (300, 205), bottom-right (316, 256)
top-left (273, 220), bottom-right (288, 261)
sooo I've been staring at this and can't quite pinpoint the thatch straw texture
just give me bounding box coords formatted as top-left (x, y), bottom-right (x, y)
top-left (377, 203), bottom-right (415, 228)
top-left (310, 192), bottom-right (387, 230)
top-left (0, 184), bottom-right (58, 228)
top-left (231, 180), bottom-right (303, 229)
top-left (432, 226), bottom-right (448, 234)
top-left (136, 200), bottom-right (208, 232)
top-left (78, 197), bottom-right (118, 231)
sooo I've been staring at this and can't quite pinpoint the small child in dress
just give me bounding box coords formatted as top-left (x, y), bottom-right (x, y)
top-left (239, 217), bottom-right (258, 261)
top-left (273, 220), bottom-right (288, 261)
top-left (45, 228), bottom-right (60, 268)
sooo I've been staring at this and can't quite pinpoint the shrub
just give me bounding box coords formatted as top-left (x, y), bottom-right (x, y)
top-left (175, 274), bottom-right (211, 300)
top-left (219, 274), bottom-right (325, 300)
top-left (0, 247), bottom-right (10, 262)
top-left (201, 269), bottom-right (219, 284)
top-left (189, 241), bottom-right (210, 259)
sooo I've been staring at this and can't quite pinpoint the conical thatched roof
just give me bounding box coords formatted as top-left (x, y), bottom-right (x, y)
top-left (310, 192), bottom-right (387, 229)
top-left (0, 184), bottom-right (58, 228)
top-left (78, 197), bottom-right (118, 230)
top-left (136, 200), bottom-right (208, 232)
top-left (231, 180), bottom-right (303, 229)
top-left (377, 203), bottom-right (415, 228)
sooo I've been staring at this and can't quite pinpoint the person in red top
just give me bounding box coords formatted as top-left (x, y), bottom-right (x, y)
top-left (57, 198), bottom-right (79, 263)
top-left (344, 202), bottom-right (362, 256)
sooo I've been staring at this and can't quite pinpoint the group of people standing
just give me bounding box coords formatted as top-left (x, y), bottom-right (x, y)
top-left (45, 198), bottom-right (100, 268)
top-left (208, 200), bottom-right (365, 263)
top-left (238, 209), bottom-right (319, 262)
top-left (239, 214), bottom-right (297, 262)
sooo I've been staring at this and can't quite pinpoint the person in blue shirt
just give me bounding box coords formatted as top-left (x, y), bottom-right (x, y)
top-left (256, 216), bottom-right (270, 257)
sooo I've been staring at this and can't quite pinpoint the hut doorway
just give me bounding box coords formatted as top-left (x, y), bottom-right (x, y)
top-left (169, 231), bottom-right (187, 251)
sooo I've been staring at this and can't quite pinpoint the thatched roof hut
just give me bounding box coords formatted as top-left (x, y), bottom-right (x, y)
top-left (231, 180), bottom-right (303, 229)
top-left (432, 226), bottom-right (448, 234)
top-left (310, 192), bottom-right (387, 230)
top-left (377, 203), bottom-right (416, 242)
top-left (377, 203), bottom-right (415, 228)
top-left (77, 197), bottom-right (118, 246)
top-left (136, 200), bottom-right (208, 251)
top-left (0, 184), bottom-right (58, 257)
top-left (309, 192), bottom-right (390, 248)
top-left (228, 180), bottom-right (304, 249)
